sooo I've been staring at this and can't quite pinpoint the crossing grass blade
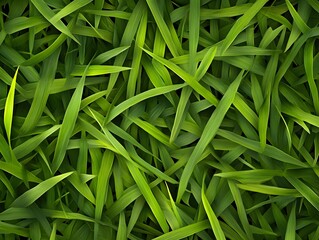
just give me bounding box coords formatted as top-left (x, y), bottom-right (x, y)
top-left (31, 0), bottom-right (79, 44)
top-left (146, 0), bottom-right (183, 57)
top-left (286, 177), bottom-right (319, 212)
top-left (177, 70), bottom-right (243, 202)
top-left (49, 0), bottom-right (92, 23)
top-left (2, 0), bottom-right (319, 239)
top-left (143, 49), bottom-right (218, 106)
top-left (51, 64), bottom-right (89, 173)
top-left (220, 0), bottom-right (268, 54)
top-left (20, 48), bottom-right (60, 133)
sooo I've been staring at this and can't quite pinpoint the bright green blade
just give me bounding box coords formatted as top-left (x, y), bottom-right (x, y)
top-left (4, 67), bottom-right (19, 143)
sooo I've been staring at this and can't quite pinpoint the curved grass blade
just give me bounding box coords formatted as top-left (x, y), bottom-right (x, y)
top-left (4, 67), bottom-right (19, 143)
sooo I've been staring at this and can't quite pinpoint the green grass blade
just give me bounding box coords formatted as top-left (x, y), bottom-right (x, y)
top-left (202, 185), bottom-right (226, 240)
top-left (20, 48), bottom-right (60, 133)
top-left (51, 64), bottom-right (89, 173)
top-left (11, 172), bottom-right (73, 207)
top-left (4, 67), bottom-right (19, 143)
top-left (31, 0), bottom-right (79, 44)
top-left (177, 70), bottom-right (243, 202)
top-left (220, 0), bottom-right (268, 53)
top-left (285, 203), bottom-right (296, 240)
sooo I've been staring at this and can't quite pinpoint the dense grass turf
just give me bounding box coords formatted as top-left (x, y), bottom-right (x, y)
top-left (1, 0), bottom-right (319, 239)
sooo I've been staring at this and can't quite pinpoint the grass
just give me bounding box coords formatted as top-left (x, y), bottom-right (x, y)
top-left (1, 0), bottom-right (319, 239)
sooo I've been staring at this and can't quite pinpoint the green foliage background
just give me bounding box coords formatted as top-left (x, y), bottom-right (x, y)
top-left (1, 0), bottom-right (319, 239)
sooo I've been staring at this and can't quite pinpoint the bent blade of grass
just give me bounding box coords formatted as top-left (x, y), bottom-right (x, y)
top-left (4, 67), bottom-right (19, 143)
top-left (11, 172), bottom-right (73, 208)
top-left (281, 102), bottom-right (319, 128)
top-left (285, 0), bottom-right (310, 33)
top-left (177, 70), bottom-right (243, 202)
top-left (202, 185), bottom-right (226, 240)
top-left (84, 10), bottom-right (131, 20)
top-left (220, 0), bottom-right (268, 54)
top-left (31, 0), bottom-right (79, 44)
top-left (51, 64), bottom-right (89, 174)
top-left (143, 49), bottom-right (218, 106)
top-left (125, 143), bottom-right (177, 184)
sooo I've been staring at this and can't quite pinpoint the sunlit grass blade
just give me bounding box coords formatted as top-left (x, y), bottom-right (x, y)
top-left (4, 67), bottom-right (19, 143)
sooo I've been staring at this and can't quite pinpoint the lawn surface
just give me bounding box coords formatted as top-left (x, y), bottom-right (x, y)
top-left (1, 0), bottom-right (319, 239)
